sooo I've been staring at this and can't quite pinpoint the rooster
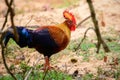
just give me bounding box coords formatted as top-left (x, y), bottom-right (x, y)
top-left (3, 10), bottom-right (76, 71)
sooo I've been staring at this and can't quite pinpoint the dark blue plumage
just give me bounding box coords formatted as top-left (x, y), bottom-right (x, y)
top-left (16, 27), bottom-right (32, 47)
top-left (4, 27), bottom-right (32, 47)
top-left (31, 28), bottom-right (59, 57)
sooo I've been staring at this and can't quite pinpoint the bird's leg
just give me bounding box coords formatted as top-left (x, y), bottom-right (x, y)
top-left (44, 56), bottom-right (51, 71)
top-left (42, 56), bottom-right (54, 72)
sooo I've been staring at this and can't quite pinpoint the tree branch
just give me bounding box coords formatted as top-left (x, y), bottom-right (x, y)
top-left (76, 15), bottom-right (91, 28)
top-left (87, 0), bottom-right (110, 53)
top-left (5, 0), bottom-right (19, 42)
top-left (1, 41), bottom-right (17, 80)
top-left (0, 0), bottom-right (18, 80)
top-left (0, 0), bottom-right (13, 31)
top-left (74, 27), bottom-right (95, 51)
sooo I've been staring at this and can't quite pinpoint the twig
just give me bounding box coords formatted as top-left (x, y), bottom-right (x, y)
top-left (25, 15), bottom-right (33, 27)
top-left (76, 15), bottom-right (91, 28)
top-left (0, 0), bottom-right (13, 31)
top-left (0, 35), bottom-right (17, 80)
top-left (87, 0), bottom-right (110, 53)
top-left (63, 62), bottom-right (68, 73)
top-left (5, 0), bottom-right (19, 42)
top-left (0, 0), bottom-right (18, 80)
top-left (74, 27), bottom-right (95, 51)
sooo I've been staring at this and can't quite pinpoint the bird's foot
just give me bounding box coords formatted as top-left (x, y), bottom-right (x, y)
top-left (41, 66), bottom-right (54, 72)
top-left (41, 56), bottom-right (55, 72)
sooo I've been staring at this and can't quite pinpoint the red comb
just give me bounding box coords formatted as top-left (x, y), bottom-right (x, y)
top-left (63, 10), bottom-right (76, 24)
top-left (63, 10), bottom-right (76, 31)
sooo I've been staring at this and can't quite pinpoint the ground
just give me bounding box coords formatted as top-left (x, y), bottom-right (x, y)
top-left (0, 0), bottom-right (120, 79)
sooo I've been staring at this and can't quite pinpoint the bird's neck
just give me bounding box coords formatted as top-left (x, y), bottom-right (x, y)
top-left (56, 21), bottom-right (71, 38)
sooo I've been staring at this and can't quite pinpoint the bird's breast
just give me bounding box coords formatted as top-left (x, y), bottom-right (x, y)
top-left (47, 26), bottom-right (70, 50)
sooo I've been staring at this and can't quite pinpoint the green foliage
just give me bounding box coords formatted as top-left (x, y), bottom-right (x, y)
top-left (82, 73), bottom-right (93, 80)
top-left (95, 50), bottom-right (105, 60)
top-left (107, 41), bottom-right (120, 53)
top-left (0, 70), bottom-right (72, 80)
top-left (0, 75), bottom-right (12, 80)
top-left (80, 53), bottom-right (90, 62)
top-left (7, 39), bottom-right (16, 46)
top-left (114, 67), bottom-right (120, 80)
top-left (0, 60), bottom-right (72, 80)
top-left (6, 39), bottom-right (17, 53)
top-left (67, 39), bottom-right (95, 52)
top-left (0, 74), bottom-right (23, 80)
top-left (9, 64), bottom-right (15, 71)
top-left (19, 61), bottom-right (31, 72)
top-left (67, 40), bottom-right (78, 51)
top-left (40, 70), bottom-right (72, 80)
top-left (68, 39), bottom-right (96, 62)
top-left (80, 42), bottom-right (95, 51)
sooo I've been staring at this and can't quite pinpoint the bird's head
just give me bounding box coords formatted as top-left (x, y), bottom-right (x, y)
top-left (63, 10), bottom-right (76, 31)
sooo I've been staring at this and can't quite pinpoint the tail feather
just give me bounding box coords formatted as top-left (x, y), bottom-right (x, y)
top-left (3, 29), bottom-right (14, 46)
top-left (3, 27), bottom-right (33, 48)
